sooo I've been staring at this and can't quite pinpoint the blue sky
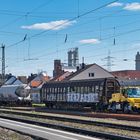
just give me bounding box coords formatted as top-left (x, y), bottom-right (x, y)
top-left (0, 0), bottom-right (140, 76)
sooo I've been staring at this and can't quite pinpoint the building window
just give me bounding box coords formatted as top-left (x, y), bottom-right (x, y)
top-left (89, 73), bottom-right (94, 77)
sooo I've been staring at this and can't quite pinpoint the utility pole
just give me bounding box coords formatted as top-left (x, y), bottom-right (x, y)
top-left (1, 44), bottom-right (5, 84)
top-left (102, 50), bottom-right (114, 71)
top-left (106, 50), bottom-right (112, 71)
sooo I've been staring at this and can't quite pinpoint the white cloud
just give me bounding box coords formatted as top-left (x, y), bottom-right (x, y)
top-left (79, 39), bottom-right (100, 44)
top-left (21, 20), bottom-right (76, 30)
top-left (107, 2), bottom-right (123, 7)
top-left (124, 2), bottom-right (140, 11)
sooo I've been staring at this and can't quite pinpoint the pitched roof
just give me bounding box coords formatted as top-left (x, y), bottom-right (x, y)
top-left (29, 72), bottom-right (50, 88)
top-left (51, 71), bottom-right (71, 81)
top-left (64, 64), bottom-right (92, 80)
top-left (64, 63), bottom-right (113, 81)
top-left (111, 70), bottom-right (140, 80)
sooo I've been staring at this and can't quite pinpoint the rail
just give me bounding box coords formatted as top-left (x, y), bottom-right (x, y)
top-left (0, 109), bottom-right (140, 132)
top-left (0, 112), bottom-right (139, 140)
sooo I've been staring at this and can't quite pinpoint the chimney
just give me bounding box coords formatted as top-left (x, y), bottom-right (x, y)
top-left (81, 57), bottom-right (85, 69)
top-left (76, 66), bottom-right (79, 71)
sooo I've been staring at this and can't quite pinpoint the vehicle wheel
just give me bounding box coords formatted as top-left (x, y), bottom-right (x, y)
top-left (137, 109), bottom-right (140, 114)
top-left (110, 102), bottom-right (117, 113)
top-left (123, 104), bottom-right (131, 113)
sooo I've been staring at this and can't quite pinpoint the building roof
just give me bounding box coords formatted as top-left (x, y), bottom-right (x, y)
top-left (111, 70), bottom-right (140, 80)
top-left (29, 72), bottom-right (50, 88)
top-left (64, 63), bottom-right (114, 81)
top-left (51, 71), bottom-right (72, 81)
top-left (64, 64), bottom-right (92, 80)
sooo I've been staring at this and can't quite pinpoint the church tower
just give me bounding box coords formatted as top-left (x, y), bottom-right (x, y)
top-left (135, 52), bottom-right (140, 70)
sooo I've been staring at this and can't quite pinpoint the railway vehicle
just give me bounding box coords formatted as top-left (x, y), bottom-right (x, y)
top-left (0, 80), bottom-right (31, 105)
top-left (40, 78), bottom-right (120, 110)
top-left (109, 80), bottom-right (140, 113)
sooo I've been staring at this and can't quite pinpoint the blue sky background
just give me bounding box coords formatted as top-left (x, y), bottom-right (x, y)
top-left (0, 0), bottom-right (140, 76)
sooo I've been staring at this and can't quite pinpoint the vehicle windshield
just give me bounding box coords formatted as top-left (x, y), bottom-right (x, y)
top-left (126, 88), bottom-right (140, 98)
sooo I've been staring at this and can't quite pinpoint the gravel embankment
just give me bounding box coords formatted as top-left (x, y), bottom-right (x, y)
top-left (0, 127), bottom-right (32, 140)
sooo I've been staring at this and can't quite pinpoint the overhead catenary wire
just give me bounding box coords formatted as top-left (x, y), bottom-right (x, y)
top-left (4, 2), bottom-right (140, 64)
top-left (1, 2), bottom-right (125, 56)
top-left (102, 27), bottom-right (140, 41)
top-left (2, 8), bottom-right (124, 46)
top-left (10, 30), bottom-right (139, 65)
top-left (1, 9), bottom-right (139, 29)
top-left (30, 0), bottom-right (120, 38)
top-left (3, 4), bottom-right (139, 55)
top-left (23, 25), bottom-right (140, 59)
top-left (0, 4), bottom-right (140, 35)
top-left (6, 0), bottom-right (119, 48)
top-left (3, 1), bottom-right (140, 75)
top-left (0, 0), bottom-right (53, 30)
top-left (2, 9), bottom-right (136, 19)
top-left (6, 33), bottom-right (140, 72)
top-left (1, 16), bottom-right (140, 38)
top-left (6, 21), bottom-right (140, 65)
top-left (0, 30), bottom-right (26, 36)
top-left (7, 45), bottom-right (137, 73)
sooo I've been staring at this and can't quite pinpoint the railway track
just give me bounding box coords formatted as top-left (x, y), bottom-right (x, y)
top-left (0, 110), bottom-right (140, 139)
top-left (0, 114), bottom-right (139, 140)
top-left (0, 109), bottom-right (140, 132)
top-left (1, 106), bottom-right (140, 121)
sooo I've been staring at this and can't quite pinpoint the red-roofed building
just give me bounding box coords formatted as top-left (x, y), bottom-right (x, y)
top-left (30, 72), bottom-right (50, 103)
top-left (51, 71), bottom-right (72, 81)
top-left (111, 70), bottom-right (140, 80)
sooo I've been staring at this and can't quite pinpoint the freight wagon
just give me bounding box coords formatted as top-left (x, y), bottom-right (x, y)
top-left (40, 78), bottom-right (120, 110)
top-left (0, 84), bottom-right (31, 105)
